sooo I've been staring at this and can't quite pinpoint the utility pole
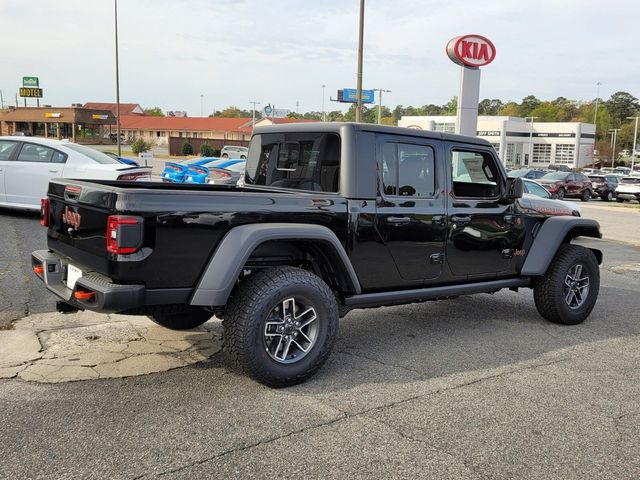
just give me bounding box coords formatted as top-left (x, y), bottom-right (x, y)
top-left (627, 116), bottom-right (639, 172)
top-left (355, 0), bottom-right (365, 122)
top-left (525, 116), bottom-right (538, 167)
top-left (200, 94), bottom-right (204, 117)
top-left (321, 84), bottom-right (326, 121)
top-left (375, 88), bottom-right (391, 124)
top-left (114, 0), bottom-right (121, 156)
top-left (249, 101), bottom-right (261, 129)
top-left (296, 100), bottom-right (299, 114)
top-left (609, 128), bottom-right (619, 168)
top-left (0, 90), bottom-right (4, 109)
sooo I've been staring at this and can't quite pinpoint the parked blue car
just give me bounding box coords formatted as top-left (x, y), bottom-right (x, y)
top-left (162, 157), bottom-right (244, 183)
top-left (104, 151), bottom-right (140, 166)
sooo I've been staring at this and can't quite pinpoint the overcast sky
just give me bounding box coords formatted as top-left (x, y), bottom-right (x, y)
top-left (1, 0), bottom-right (638, 116)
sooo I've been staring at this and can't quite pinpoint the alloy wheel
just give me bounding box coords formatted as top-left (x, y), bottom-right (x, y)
top-left (263, 297), bottom-right (319, 364)
top-left (563, 264), bottom-right (590, 310)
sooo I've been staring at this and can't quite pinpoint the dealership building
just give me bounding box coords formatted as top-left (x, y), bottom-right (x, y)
top-left (398, 116), bottom-right (595, 169)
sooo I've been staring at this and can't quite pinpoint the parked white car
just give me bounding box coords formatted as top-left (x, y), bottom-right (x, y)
top-left (220, 145), bottom-right (248, 159)
top-left (0, 136), bottom-right (151, 211)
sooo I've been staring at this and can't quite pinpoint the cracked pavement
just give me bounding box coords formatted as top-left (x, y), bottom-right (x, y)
top-left (1, 209), bottom-right (640, 479)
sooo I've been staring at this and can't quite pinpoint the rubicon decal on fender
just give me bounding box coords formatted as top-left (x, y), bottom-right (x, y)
top-left (446, 34), bottom-right (496, 67)
top-left (62, 206), bottom-right (81, 230)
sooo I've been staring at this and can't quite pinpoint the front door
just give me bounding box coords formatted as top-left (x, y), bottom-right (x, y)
top-left (5, 142), bottom-right (66, 207)
top-left (445, 145), bottom-right (522, 279)
top-left (374, 136), bottom-right (447, 286)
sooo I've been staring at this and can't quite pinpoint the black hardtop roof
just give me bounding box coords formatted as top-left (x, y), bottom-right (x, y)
top-left (253, 122), bottom-right (493, 147)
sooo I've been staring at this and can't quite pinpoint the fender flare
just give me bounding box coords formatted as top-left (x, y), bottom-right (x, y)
top-left (520, 216), bottom-right (602, 276)
top-left (189, 223), bottom-right (361, 306)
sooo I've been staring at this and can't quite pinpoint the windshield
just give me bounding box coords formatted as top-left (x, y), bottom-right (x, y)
top-left (588, 176), bottom-right (604, 182)
top-left (541, 172), bottom-right (568, 180)
top-left (65, 144), bottom-right (121, 164)
top-left (508, 169), bottom-right (529, 178)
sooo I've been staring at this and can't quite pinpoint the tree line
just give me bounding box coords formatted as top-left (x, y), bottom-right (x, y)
top-left (143, 90), bottom-right (640, 151)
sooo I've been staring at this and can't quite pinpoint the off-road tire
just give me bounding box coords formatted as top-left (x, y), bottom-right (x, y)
top-left (533, 244), bottom-right (599, 325)
top-left (580, 189), bottom-right (591, 202)
top-left (148, 307), bottom-right (212, 330)
top-left (556, 187), bottom-right (566, 200)
top-left (223, 266), bottom-right (339, 388)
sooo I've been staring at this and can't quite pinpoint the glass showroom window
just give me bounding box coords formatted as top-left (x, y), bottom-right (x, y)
top-left (505, 143), bottom-right (515, 165)
top-left (532, 144), bottom-right (551, 164)
top-left (434, 122), bottom-right (455, 133)
top-left (555, 144), bottom-right (575, 164)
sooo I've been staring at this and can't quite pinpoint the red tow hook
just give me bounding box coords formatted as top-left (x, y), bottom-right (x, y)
top-left (74, 290), bottom-right (95, 301)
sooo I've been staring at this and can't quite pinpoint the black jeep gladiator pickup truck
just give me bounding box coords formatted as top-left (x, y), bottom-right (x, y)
top-left (33, 123), bottom-right (602, 387)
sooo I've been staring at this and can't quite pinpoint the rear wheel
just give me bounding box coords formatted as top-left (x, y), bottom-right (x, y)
top-left (533, 245), bottom-right (599, 325)
top-left (221, 153), bottom-right (229, 158)
top-left (223, 266), bottom-right (339, 387)
top-left (581, 189), bottom-right (591, 202)
top-left (148, 308), bottom-right (212, 330)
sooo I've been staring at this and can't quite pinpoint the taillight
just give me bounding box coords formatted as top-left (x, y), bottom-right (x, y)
top-left (211, 170), bottom-right (232, 179)
top-left (117, 172), bottom-right (149, 181)
top-left (40, 198), bottom-right (50, 227)
top-left (106, 215), bottom-right (143, 255)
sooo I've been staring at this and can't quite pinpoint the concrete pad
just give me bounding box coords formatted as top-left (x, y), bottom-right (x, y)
top-left (0, 330), bottom-right (42, 366)
top-left (3, 311), bottom-right (222, 383)
top-left (93, 353), bottom-right (186, 378)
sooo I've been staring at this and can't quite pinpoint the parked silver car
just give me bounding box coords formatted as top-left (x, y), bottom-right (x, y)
top-left (220, 145), bottom-right (248, 159)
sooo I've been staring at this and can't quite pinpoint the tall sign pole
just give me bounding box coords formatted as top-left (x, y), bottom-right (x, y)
top-left (446, 35), bottom-right (496, 137)
top-left (355, 0), bottom-right (365, 123)
top-left (114, 0), bottom-right (122, 156)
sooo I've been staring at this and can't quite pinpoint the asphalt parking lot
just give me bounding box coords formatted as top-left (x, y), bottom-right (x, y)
top-left (1, 202), bottom-right (639, 479)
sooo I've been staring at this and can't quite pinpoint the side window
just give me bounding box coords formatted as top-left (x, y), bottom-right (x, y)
top-left (16, 143), bottom-right (55, 163)
top-left (0, 141), bottom-right (18, 161)
top-left (51, 150), bottom-right (67, 164)
top-left (451, 150), bottom-right (500, 198)
top-left (527, 181), bottom-right (550, 198)
top-left (380, 142), bottom-right (435, 197)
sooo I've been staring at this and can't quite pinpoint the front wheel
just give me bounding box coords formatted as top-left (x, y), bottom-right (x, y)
top-left (601, 190), bottom-right (613, 202)
top-left (223, 266), bottom-right (339, 387)
top-left (556, 187), bottom-right (566, 200)
top-left (533, 245), bottom-right (600, 325)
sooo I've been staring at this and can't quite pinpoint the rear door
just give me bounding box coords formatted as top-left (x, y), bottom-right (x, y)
top-left (0, 140), bottom-right (20, 204)
top-left (374, 135), bottom-right (447, 286)
top-left (5, 142), bottom-right (67, 207)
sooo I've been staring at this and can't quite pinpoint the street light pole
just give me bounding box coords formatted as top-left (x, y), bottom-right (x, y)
top-left (593, 81), bottom-right (602, 128)
top-left (249, 101), bottom-right (261, 129)
top-left (627, 116), bottom-right (639, 172)
top-left (375, 88), bottom-right (391, 124)
top-left (609, 128), bottom-right (619, 168)
top-left (321, 84), bottom-right (326, 122)
top-left (114, 0), bottom-right (121, 156)
top-left (355, 0), bottom-right (365, 123)
top-left (200, 94), bottom-right (204, 117)
top-left (525, 116), bottom-right (538, 167)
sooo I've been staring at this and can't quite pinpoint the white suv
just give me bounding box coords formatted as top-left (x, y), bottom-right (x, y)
top-left (220, 145), bottom-right (248, 159)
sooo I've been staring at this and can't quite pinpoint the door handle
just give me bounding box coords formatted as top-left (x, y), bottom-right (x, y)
top-left (49, 170), bottom-right (61, 173)
top-left (387, 216), bottom-right (410, 224)
top-left (451, 215), bottom-right (471, 225)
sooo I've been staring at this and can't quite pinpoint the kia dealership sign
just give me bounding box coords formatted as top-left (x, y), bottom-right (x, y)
top-left (446, 34), bottom-right (496, 67)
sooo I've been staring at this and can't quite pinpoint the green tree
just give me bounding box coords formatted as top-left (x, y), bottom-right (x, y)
top-left (130, 137), bottom-right (151, 155)
top-left (143, 106), bottom-right (164, 116)
top-left (199, 144), bottom-right (214, 157)
top-left (181, 141), bottom-right (193, 156)
top-left (519, 95), bottom-right (542, 116)
top-left (220, 107), bottom-right (243, 118)
top-left (529, 102), bottom-right (563, 122)
top-left (606, 91), bottom-right (640, 126)
top-left (442, 97), bottom-right (457, 115)
top-left (498, 102), bottom-right (520, 116)
top-left (478, 98), bottom-right (504, 115)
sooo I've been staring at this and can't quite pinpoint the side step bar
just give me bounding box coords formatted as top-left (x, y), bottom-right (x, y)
top-left (343, 278), bottom-right (531, 309)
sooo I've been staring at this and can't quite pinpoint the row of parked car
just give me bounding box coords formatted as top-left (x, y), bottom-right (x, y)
top-left (161, 157), bottom-right (246, 185)
top-left (507, 167), bottom-right (640, 203)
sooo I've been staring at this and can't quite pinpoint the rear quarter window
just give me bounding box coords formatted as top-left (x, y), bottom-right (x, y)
top-left (244, 132), bottom-right (340, 192)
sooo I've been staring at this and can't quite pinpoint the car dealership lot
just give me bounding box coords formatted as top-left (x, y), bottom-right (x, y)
top-left (1, 204), bottom-right (639, 478)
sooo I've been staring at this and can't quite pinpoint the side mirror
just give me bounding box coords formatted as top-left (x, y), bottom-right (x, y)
top-left (505, 177), bottom-right (524, 201)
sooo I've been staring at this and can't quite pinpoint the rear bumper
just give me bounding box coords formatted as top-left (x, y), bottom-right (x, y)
top-left (32, 250), bottom-right (190, 313)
